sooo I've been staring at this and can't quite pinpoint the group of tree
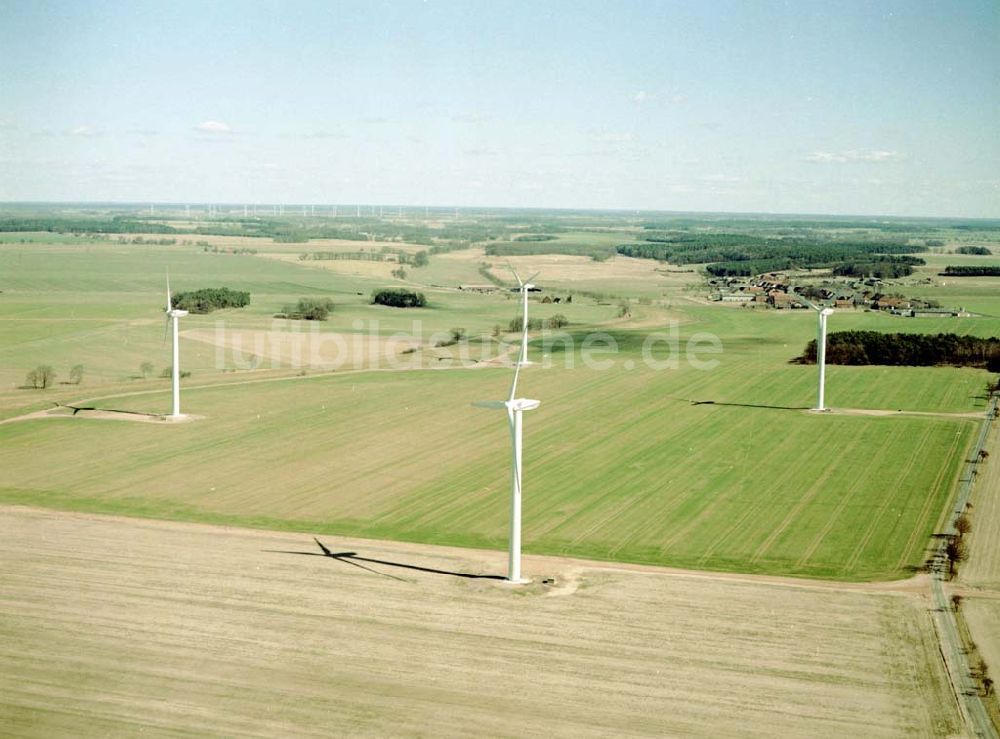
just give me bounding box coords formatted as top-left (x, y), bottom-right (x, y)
top-left (24, 365), bottom-right (56, 389)
top-left (23, 364), bottom-right (84, 389)
top-left (944, 515), bottom-right (969, 579)
top-left (371, 289), bottom-right (426, 308)
top-left (955, 246), bottom-right (992, 255)
top-left (508, 314), bottom-right (568, 332)
top-left (172, 287), bottom-right (251, 313)
top-left (486, 241), bottom-right (615, 260)
top-left (435, 328), bottom-right (467, 347)
top-left (277, 297), bottom-right (335, 321)
top-left (512, 234), bottom-right (557, 242)
top-left (797, 331), bottom-right (1000, 370)
top-left (940, 265), bottom-right (1000, 277)
top-left (832, 256), bottom-right (923, 279)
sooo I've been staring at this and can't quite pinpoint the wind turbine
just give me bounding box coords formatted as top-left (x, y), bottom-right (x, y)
top-left (798, 294), bottom-right (834, 411)
top-left (164, 274), bottom-right (188, 418)
top-left (473, 269), bottom-right (541, 583)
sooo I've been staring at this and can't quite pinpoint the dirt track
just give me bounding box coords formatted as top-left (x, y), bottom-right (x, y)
top-left (0, 506), bottom-right (958, 737)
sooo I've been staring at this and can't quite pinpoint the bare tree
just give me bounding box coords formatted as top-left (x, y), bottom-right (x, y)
top-left (955, 514), bottom-right (972, 536)
top-left (140, 361), bottom-right (154, 379)
top-left (978, 449), bottom-right (990, 463)
top-left (69, 364), bottom-right (84, 385)
top-left (25, 365), bottom-right (55, 389)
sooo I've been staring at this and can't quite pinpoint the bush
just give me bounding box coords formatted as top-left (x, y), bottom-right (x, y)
top-left (956, 246), bottom-right (992, 255)
top-left (371, 289), bottom-right (426, 308)
top-left (282, 298), bottom-right (334, 321)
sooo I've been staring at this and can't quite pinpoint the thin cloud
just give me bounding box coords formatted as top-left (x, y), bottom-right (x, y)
top-left (463, 147), bottom-right (499, 157)
top-left (68, 125), bottom-right (102, 137)
top-left (303, 129), bottom-right (348, 140)
top-left (805, 149), bottom-right (904, 163)
top-left (452, 112), bottom-right (489, 124)
top-left (632, 91), bottom-right (686, 104)
top-left (194, 120), bottom-right (233, 134)
top-left (591, 131), bottom-right (634, 145)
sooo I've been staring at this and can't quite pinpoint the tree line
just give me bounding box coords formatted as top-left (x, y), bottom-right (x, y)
top-left (797, 331), bottom-right (1000, 370)
top-left (940, 265), bottom-right (1000, 277)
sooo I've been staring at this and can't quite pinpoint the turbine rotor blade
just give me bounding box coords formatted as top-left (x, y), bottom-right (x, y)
top-left (473, 400), bottom-right (507, 409)
top-left (507, 262), bottom-right (523, 287)
top-left (508, 350), bottom-right (522, 401)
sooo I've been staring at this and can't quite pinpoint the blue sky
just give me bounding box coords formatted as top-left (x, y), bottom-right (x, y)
top-left (1, 0), bottom-right (997, 216)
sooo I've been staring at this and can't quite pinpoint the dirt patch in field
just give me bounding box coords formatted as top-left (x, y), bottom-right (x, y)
top-left (0, 407), bottom-right (204, 425)
top-left (183, 327), bottom-right (424, 370)
top-left (0, 506), bottom-right (959, 737)
top-left (260, 252), bottom-right (402, 279)
top-left (482, 253), bottom-right (678, 284)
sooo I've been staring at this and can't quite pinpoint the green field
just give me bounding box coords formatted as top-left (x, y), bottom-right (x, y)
top-left (2, 214), bottom-right (999, 580)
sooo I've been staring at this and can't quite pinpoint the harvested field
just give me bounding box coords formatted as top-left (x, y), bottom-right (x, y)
top-left (0, 507), bottom-right (959, 737)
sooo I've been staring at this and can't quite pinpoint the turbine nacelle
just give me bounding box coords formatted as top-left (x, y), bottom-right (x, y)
top-left (819, 307), bottom-right (834, 317)
top-left (473, 398), bottom-right (541, 412)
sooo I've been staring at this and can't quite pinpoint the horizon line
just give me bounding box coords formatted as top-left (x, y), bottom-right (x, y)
top-left (0, 200), bottom-right (998, 223)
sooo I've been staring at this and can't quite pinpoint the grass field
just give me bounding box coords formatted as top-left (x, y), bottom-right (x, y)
top-left (2, 225), bottom-right (999, 581)
top-left (0, 507), bottom-right (960, 737)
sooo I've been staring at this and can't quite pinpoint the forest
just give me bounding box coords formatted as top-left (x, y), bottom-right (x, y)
top-left (617, 236), bottom-right (924, 276)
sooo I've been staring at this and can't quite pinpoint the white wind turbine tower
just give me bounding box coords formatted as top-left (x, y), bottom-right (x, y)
top-left (511, 267), bottom-right (539, 365)
top-left (164, 275), bottom-right (189, 419)
top-left (474, 268), bottom-right (541, 583)
top-left (799, 295), bottom-right (834, 411)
